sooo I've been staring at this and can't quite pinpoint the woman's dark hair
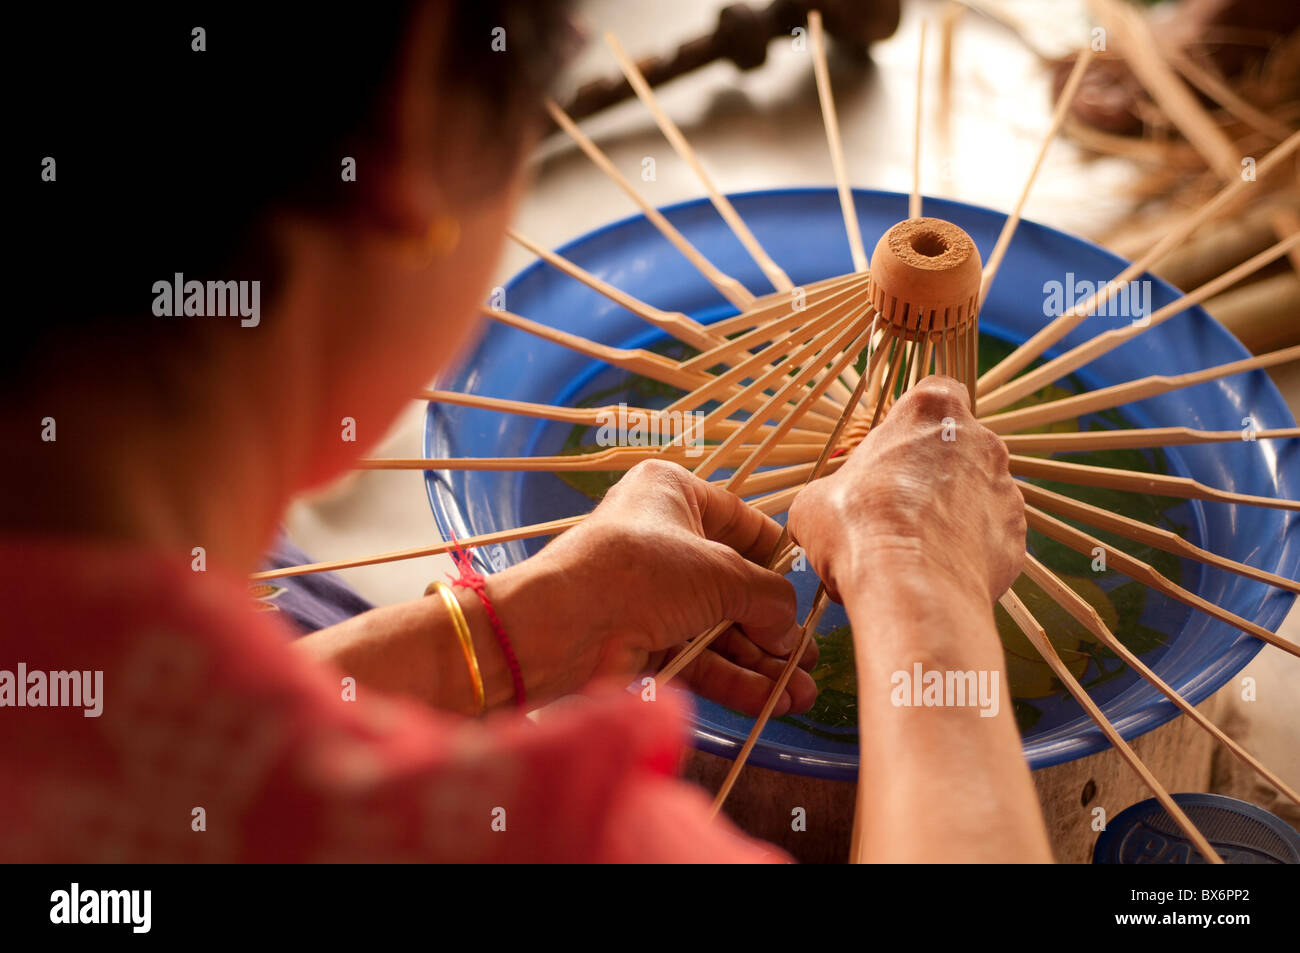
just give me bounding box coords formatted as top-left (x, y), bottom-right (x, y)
top-left (14, 1), bottom-right (572, 382)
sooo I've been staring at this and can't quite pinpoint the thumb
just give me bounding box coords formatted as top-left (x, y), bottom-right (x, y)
top-left (703, 542), bottom-right (800, 657)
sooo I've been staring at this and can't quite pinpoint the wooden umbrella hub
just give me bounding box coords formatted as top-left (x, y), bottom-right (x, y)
top-left (867, 217), bottom-right (982, 340)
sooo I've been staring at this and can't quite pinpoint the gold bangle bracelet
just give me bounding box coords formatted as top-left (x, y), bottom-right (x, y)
top-left (428, 581), bottom-right (485, 716)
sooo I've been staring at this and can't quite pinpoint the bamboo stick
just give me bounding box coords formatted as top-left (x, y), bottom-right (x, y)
top-left (1024, 505), bottom-right (1300, 658)
top-left (808, 10), bottom-right (867, 272)
top-left (910, 20), bottom-right (927, 221)
top-left (1010, 453), bottom-right (1300, 512)
top-left (980, 345), bottom-right (1300, 434)
top-left (418, 389), bottom-right (831, 444)
top-left (997, 587), bottom-right (1224, 863)
top-left (710, 584), bottom-right (832, 817)
top-left (606, 32), bottom-right (795, 292)
top-left (507, 227), bottom-right (719, 350)
top-left (544, 98), bottom-right (756, 309)
top-left (980, 233), bottom-right (1300, 413)
top-left (977, 130), bottom-right (1300, 394)
top-left (1001, 426), bottom-right (1300, 454)
top-left (692, 309), bottom-right (872, 480)
top-left (1022, 555), bottom-right (1300, 808)
top-left (359, 442), bottom-right (825, 474)
top-left (1018, 480), bottom-right (1300, 594)
top-left (980, 46), bottom-right (1095, 306)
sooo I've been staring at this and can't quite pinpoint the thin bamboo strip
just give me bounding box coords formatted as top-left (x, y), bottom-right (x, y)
top-left (1024, 505), bottom-right (1300, 658)
top-left (997, 587), bottom-right (1224, 863)
top-left (1019, 480), bottom-right (1300, 594)
top-left (808, 10), bottom-right (867, 272)
top-left (1010, 453), bottom-right (1300, 512)
top-left (710, 584), bottom-right (832, 816)
top-left (418, 389), bottom-right (829, 443)
top-left (980, 46), bottom-right (1095, 306)
top-left (980, 233), bottom-right (1300, 413)
top-left (980, 346), bottom-right (1300, 434)
top-left (606, 32), bottom-right (794, 292)
top-left (663, 306), bottom-right (868, 438)
top-left (507, 227), bottom-right (719, 350)
top-left (910, 20), bottom-right (927, 221)
top-left (1022, 554), bottom-right (1300, 808)
top-left (544, 98), bottom-right (756, 309)
top-left (706, 273), bottom-right (867, 337)
top-left (691, 308), bottom-right (873, 480)
top-left (1001, 426), bottom-right (1300, 453)
top-left (360, 442), bottom-right (825, 474)
top-left (724, 316), bottom-right (878, 488)
top-left (977, 130), bottom-right (1300, 394)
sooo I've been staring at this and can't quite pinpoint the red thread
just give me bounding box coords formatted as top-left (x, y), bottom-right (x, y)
top-left (446, 536), bottom-right (527, 709)
top-left (829, 447), bottom-right (848, 458)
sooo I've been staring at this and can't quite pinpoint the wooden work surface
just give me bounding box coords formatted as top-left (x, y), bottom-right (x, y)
top-left (687, 691), bottom-right (1221, 863)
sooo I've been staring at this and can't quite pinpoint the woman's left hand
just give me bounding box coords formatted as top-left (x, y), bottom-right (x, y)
top-left (496, 460), bottom-right (818, 717)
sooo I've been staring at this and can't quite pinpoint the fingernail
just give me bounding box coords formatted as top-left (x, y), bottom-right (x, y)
top-left (780, 624), bottom-right (801, 655)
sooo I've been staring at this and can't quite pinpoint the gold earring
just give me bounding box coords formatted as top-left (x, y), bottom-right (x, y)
top-left (412, 215), bottom-right (461, 269)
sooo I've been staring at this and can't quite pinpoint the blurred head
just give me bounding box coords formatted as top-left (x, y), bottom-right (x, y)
top-left (15, 1), bottom-right (574, 495)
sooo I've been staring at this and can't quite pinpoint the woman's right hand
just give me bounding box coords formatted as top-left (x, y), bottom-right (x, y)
top-left (786, 375), bottom-right (1025, 606)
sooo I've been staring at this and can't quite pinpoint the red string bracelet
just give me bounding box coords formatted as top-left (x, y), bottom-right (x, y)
top-left (446, 536), bottom-right (527, 710)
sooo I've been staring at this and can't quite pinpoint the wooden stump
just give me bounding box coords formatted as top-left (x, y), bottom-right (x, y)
top-left (686, 695), bottom-right (1219, 863)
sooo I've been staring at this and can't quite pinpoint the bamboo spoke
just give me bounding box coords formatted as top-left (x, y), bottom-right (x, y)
top-left (998, 587), bottom-right (1224, 863)
top-left (808, 10), bottom-right (866, 272)
top-left (710, 584), bottom-right (832, 817)
top-left (910, 20), bottom-right (927, 221)
top-left (544, 98), bottom-right (756, 309)
top-left (706, 273), bottom-right (867, 337)
top-left (1001, 426), bottom-right (1300, 453)
top-left (360, 441), bottom-right (825, 474)
top-left (980, 46), bottom-right (1095, 306)
top-left (418, 390), bottom-right (830, 444)
top-left (977, 129), bottom-right (1300, 395)
top-left (980, 346), bottom-right (1300, 434)
top-left (1022, 555), bottom-right (1300, 808)
top-left (981, 233), bottom-right (1300, 413)
top-left (1010, 453), bottom-right (1300, 512)
top-left (1019, 480), bottom-right (1300, 594)
top-left (507, 227), bottom-right (720, 350)
top-left (692, 308), bottom-right (873, 480)
top-left (606, 32), bottom-right (794, 292)
top-left (1024, 505), bottom-right (1300, 658)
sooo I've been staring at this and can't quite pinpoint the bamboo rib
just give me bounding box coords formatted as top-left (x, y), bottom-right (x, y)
top-left (980, 46), bottom-right (1095, 306)
top-left (1022, 555), bottom-right (1300, 808)
top-left (1024, 505), bottom-right (1300, 659)
top-left (980, 346), bottom-right (1300, 434)
top-left (977, 129), bottom-right (1300, 395)
top-left (254, 477), bottom-right (812, 583)
top-left (1018, 480), bottom-right (1300, 594)
top-left (249, 514), bottom-right (587, 581)
top-left (997, 587), bottom-right (1224, 863)
top-left (1010, 454), bottom-right (1300, 512)
top-left (656, 323), bottom-right (879, 683)
top-left (1001, 426), bottom-right (1300, 454)
top-left (507, 227), bottom-right (720, 350)
top-left (544, 98), bottom-right (756, 310)
top-left (706, 273), bottom-right (867, 337)
top-left (359, 442), bottom-right (826, 474)
top-left (808, 10), bottom-right (867, 272)
top-left (664, 307), bottom-right (867, 445)
top-left (418, 389), bottom-right (830, 445)
top-left (696, 308), bottom-right (868, 478)
top-left (710, 583), bottom-right (832, 817)
top-left (606, 31), bottom-right (794, 292)
top-left (910, 20), bottom-right (927, 221)
top-left (980, 233), bottom-right (1300, 413)
top-left (680, 277), bottom-right (869, 374)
